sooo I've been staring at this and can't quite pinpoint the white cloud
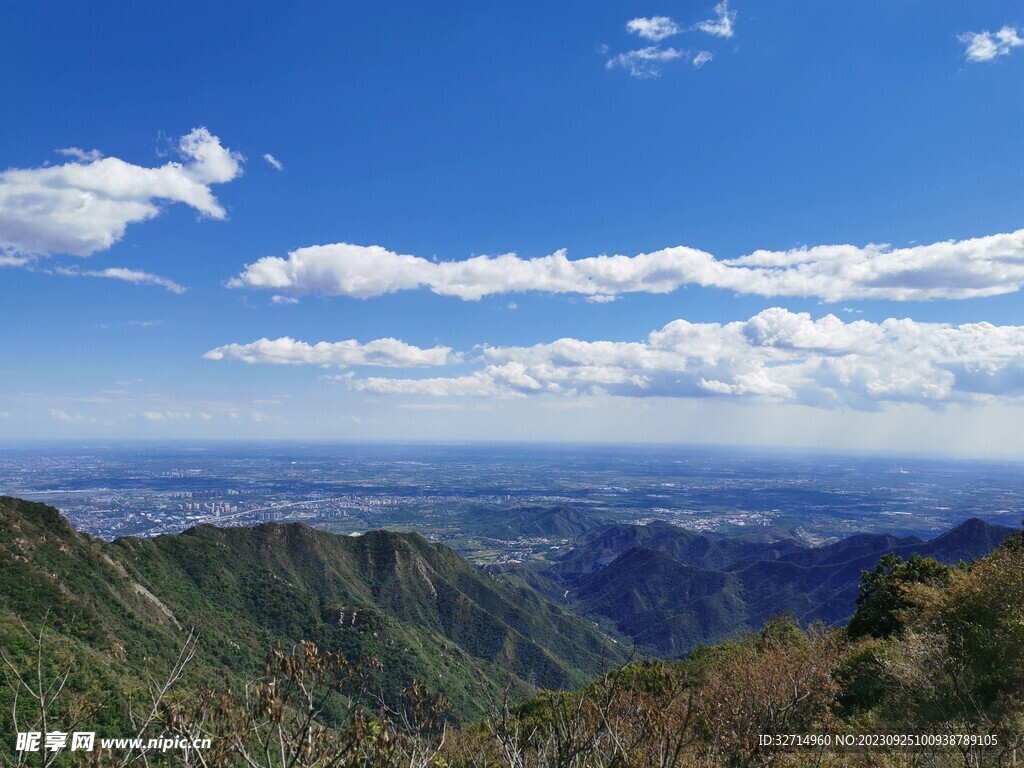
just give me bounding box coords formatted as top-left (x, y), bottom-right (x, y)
top-left (0, 127), bottom-right (242, 261)
top-left (959, 26), bottom-right (1023, 62)
top-left (203, 336), bottom-right (460, 368)
top-left (626, 16), bottom-right (681, 42)
top-left (692, 50), bottom-right (714, 68)
top-left (695, 1), bottom-right (736, 38)
top-left (271, 294), bottom-right (300, 305)
top-left (263, 153), bottom-right (284, 171)
top-left (49, 408), bottom-right (96, 423)
top-left (143, 410), bottom-right (194, 422)
top-left (344, 309), bottom-right (1024, 409)
top-left (606, 46), bottom-right (685, 78)
top-left (609, 6), bottom-right (733, 78)
top-left (228, 228), bottom-right (1024, 303)
top-left (0, 411), bottom-right (9, 419)
top-left (55, 147), bottom-right (104, 162)
top-left (348, 367), bottom-right (533, 398)
top-left (54, 264), bottom-right (187, 293)
top-left (0, 253), bottom-right (31, 268)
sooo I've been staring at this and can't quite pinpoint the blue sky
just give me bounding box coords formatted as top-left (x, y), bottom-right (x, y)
top-left (3, 0), bottom-right (1024, 456)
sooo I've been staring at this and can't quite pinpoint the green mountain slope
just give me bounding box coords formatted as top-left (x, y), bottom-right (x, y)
top-left (0, 497), bottom-right (626, 721)
top-left (575, 547), bottom-right (747, 656)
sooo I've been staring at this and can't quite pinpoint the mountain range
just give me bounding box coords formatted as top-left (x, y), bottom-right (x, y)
top-left (534, 515), bottom-right (1018, 656)
top-left (0, 496), bottom-right (625, 721)
top-left (0, 494), bottom-right (1016, 720)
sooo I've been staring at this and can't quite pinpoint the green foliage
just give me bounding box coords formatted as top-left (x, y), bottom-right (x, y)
top-left (4, 496), bottom-right (1024, 767)
top-left (832, 637), bottom-right (891, 715)
top-left (0, 497), bottom-right (625, 728)
top-left (923, 530), bottom-right (1024, 714)
top-left (847, 552), bottom-right (950, 639)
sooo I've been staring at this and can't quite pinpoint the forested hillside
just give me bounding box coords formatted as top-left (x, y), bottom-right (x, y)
top-left (2, 496), bottom-right (1022, 766)
top-left (0, 496), bottom-right (625, 725)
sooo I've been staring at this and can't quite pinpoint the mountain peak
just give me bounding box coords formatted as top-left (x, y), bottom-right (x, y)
top-left (0, 494), bottom-right (81, 541)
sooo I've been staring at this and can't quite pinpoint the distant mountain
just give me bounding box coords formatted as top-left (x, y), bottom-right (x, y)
top-left (763, 533), bottom-right (924, 569)
top-left (911, 517), bottom-right (1018, 563)
top-left (0, 497), bottom-right (626, 720)
top-left (472, 505), bottom-right (608, 539)
top-left (553, 517), bottom-right (1018, 657)
top-left (575, 548), bottom-right (746, 657)
top-left (557, 519), bottom-right (804, 574)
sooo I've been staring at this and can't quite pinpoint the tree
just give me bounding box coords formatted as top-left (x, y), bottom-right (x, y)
top-left (695, 618), bottom-right (841, 768)
top-left (848, 553), bottom-right (950, 639)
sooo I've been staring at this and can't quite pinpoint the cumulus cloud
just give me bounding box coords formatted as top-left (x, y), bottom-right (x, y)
top-left (54, 264), bottom-right (186, 293)
top-left (626, 16), bottom-right (681, 42)
top-left (959, 26), bottom-right (1024, 62)
top-left (0, 127), bottom-right (242, 261)
top-left (228, 228), bottom-right (1024, 303)
top-left (606, 46), bottom-right (685, 78)
top-left (343, 309), bottom-right (1024, 409)
top-left (203, 336), bottom-right (460, 368)
top-left (263, 153), bottom-right (284, 171)
top-left (695, 1), bottom-right (736, 38)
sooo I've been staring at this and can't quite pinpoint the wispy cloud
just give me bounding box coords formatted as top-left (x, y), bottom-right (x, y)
top-left (959, 26), bottom-right (1023, 62)
top-left (228, 227), bottom-right (1024, 303)
top-left (692, 51), bottom-right (714, 68)
top-left (49, 408), bottom-right (97, 423)
top-left (55, 147), bottom-right (104, 162)
top-left (606, 46), bottom-right (685, 78)
top-left (694, 1), bottom-right (736, 39)
top-left (263, 153), bottom-right (284, 171)
top-left (344, 309), bottom-right (1024, 410)
top-left (0, 127), bottom-right (242, 263)
top-left (143, 410), bottom-right (194, 422)
top-left (626, 16), bottom-right (681, 42)
top-left (54, 265), bottom-right (187, 293)
top-left (203, 336), bottom-right (460, 368)
top-left (607, 4), bottom-right (734, 78)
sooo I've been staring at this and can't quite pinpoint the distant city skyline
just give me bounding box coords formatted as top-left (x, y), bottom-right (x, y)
top-left (3, 2), bottom-right (1024, 458)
